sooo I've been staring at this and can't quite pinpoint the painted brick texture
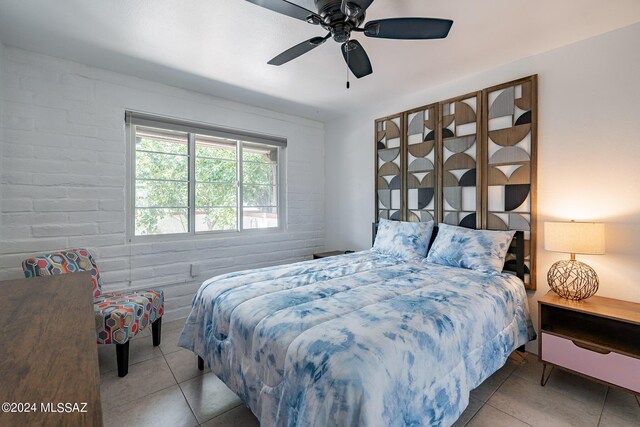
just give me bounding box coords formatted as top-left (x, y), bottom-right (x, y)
top-left (0, 47), bottom-right (325, 320)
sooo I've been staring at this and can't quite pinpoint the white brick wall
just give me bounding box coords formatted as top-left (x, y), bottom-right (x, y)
top-left (0, 46), bottom-right (326, 320)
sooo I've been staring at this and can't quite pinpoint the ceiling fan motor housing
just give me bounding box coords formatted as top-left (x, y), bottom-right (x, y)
top-left (315, 0), bottom-right (365, 42)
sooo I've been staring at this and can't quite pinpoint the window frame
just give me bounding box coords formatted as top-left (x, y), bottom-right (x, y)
top-left (125, 112), bottom-right (287, 242)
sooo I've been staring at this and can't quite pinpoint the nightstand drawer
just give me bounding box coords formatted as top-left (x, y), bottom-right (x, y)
top-left (541, 332), bottom-right (640, 393)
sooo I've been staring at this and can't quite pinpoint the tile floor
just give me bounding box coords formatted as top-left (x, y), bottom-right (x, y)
top-left (99, 320), bottom-right (640, 427)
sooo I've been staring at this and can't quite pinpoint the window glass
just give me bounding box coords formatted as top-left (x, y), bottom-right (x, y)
top-left (131, 122), bottom-right (282, 237)
top-left (242, 143), bottom-right (279, 229)
top-left (195, 135), bottom-right (237, 232)
top-left (134, 127), bottom-right (189, 236)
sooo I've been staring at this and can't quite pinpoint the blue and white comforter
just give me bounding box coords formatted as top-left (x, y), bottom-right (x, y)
top-left (179, 251), bottom-right (535, 427)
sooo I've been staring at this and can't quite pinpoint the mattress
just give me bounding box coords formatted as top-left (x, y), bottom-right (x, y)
top-left (178, 250), bottom-right (535, 427)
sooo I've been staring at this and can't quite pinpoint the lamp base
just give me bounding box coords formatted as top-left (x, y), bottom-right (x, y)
top-left (547, 259), bottom-right (599, 300)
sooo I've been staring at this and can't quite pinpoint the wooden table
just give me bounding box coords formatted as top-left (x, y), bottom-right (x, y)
top-left (0, 272), bottom-right (103, 426)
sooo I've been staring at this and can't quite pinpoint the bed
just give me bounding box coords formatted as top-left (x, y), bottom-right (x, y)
top-left (178, 223), bottom-right (535, 427)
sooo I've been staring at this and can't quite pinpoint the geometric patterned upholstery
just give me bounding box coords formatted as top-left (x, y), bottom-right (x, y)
top-left (22, 248), bottom-right (164, 345)
top-left (94, 290), bottom-right (164, 344)
top-left (22, 248), bottom-right (103, 297)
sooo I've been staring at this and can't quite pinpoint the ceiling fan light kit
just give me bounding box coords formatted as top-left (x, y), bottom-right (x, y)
top-left (343, 2), bottom-right (362, 18)
top-left (246, 0), bottom-right (453, 82)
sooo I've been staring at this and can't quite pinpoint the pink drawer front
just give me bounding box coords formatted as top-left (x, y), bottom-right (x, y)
top-left (541, 332), bottom-right (640, 393)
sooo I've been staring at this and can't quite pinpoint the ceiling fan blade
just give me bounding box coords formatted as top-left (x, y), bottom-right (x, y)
top-left (341, 0), bottom-right (374, 18)
top-left (268, 36), bottom-right (328, 66)
top-left (364, 18), bottom-right (453, 40)
top-left (341, 40), bottom-right (373, 79)
top-left (245, 0), bottom-right (321, 23)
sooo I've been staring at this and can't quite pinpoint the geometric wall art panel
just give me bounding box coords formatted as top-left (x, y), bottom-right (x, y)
top-left (482, 75), bottom-right (538, 288)
top-left (404, 104), bottom-right (437, 223)
top-left (373, 75), bottom-right (537, 289)
top-left (375, 114), bottom-right (403, 222)
top-left (440, 93), bottom-right (481, 228)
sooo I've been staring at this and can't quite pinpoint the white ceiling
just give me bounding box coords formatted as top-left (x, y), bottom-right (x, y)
top-left (1, 0), bottom-right (639, 121)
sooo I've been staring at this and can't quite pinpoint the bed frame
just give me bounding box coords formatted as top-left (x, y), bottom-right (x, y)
top-left (371, 223), bottom-right (527, 282)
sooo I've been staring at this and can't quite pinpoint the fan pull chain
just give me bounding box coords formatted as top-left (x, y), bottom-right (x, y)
top-left (346, 46), bottom-right (350, 89)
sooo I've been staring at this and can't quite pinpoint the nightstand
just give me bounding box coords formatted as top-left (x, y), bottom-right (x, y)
top-left (538, 291), bottom-right (640, 399)
top-left (313, 250), bottom-right (354, 259)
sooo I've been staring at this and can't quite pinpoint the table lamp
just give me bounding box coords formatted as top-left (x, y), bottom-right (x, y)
top-left (544, 221), bottom-right (605, 300)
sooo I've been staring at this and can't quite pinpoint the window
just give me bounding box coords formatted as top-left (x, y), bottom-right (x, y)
top-left (126, 112), bottom-right (285, 238)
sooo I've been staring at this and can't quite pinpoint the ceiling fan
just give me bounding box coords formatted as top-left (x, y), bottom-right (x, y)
top-left (246, 0), bottom-right (453, 81)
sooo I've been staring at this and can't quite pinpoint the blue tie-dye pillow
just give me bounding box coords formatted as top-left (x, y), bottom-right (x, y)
top-left (372, 219), bottom-right (434, 261)
top-left (426, 223), bottom-right (515, 273)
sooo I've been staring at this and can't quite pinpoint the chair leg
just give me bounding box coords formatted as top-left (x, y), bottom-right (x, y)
top-left (152, 318), bottom-right (162, 346)
top-left (198, 356), bottom-right (204, 371)
top-left (116, 342), bottom-right (130, 378)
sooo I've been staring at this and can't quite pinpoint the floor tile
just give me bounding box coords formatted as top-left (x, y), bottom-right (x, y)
top-left (179, 372), bottom-right (242, 424)
top-left (159, 327), bottom-right (185, 355)
top-left (512, 355), bottom-right (607, 405)
top-left (470, 357), bottom-right (520, 402)
top-left (98, 339), bottom-right (162, 374)
top-left (544, 369), bottom-right (608, 405)
top-left (200, 405), bottom-right (259, 427)
top-left (488, 372), bottom-right (603, 427)
top-left (130, 326), bottom-right (151, 341)
top-left (508, 350), bottom-right (528, 365)
top-left (100, 356), bottom-right (176, 411)
top-left (598, 412), bottom-right (638, 427)
top-left (162, 317), bottom-right (188, 332)
top-left (510, 352), bottom-right (542, 383)
top-left (599, 387), bottom-right (640, 426)
top-left (129, 317), bottom-right (186, 342)
top-left (129, 318), bottom-right (184, 343)
top-left (102, 384), bottom-right (198, 427)
top-left (165, 348), bottom-right (209, 383)
top-left (451, 396), bottom-right (484, 427)
top-left (467, 404), bottom-right (532, 427)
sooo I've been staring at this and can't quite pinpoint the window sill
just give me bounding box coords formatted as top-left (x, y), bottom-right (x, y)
top-left (127, 226), bottom-right (286, 244)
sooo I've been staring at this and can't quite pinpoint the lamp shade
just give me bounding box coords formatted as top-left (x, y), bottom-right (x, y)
top-left (544, 221), bottom-right (605, 255)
